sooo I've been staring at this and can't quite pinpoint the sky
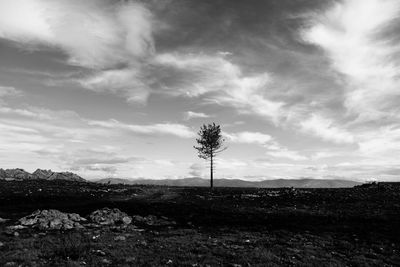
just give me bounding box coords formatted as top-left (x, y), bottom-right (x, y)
top-left (1, 0), bottom-right (400, 182)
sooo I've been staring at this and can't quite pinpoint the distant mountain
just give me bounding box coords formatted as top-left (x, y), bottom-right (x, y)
top-left (0, 168), bottom-right (85, 182)
top-left (96, 177), bottom-right (361, 188)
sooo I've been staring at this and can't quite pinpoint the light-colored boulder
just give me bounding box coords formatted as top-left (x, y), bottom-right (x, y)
top-left (89, 208), bottom-right (132, 226)
top-left (18, 209), bottom-right (86, 230)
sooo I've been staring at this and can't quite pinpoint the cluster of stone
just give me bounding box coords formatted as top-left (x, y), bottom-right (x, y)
top-left (6, 207), bottom-right (177, 233)
top-left (89, 207), bottom-right (132, 226)
top-left (18, 209), bottom-right (87, 230)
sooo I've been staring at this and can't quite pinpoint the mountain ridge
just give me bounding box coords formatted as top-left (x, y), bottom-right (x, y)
top-left (96, 177), bottom-right (361, 188)
top-left (0, 168), bottom-right (85, 182)
top-left (0, 168), bottom-right (363, 188)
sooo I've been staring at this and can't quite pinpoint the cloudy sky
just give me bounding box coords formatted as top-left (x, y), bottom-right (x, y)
top-left (1, 0), bottom-right (400, 181)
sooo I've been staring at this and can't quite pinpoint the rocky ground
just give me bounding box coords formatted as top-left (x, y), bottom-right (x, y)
top-left (0, 180), bottom-right (399, 266)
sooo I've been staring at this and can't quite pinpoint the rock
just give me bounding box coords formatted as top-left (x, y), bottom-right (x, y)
top-left (0, 168), bottom-right (85, 181)
top-left (13, 232), bottom-right (19, 237)
top-left (0, 241), bottom-right (4, 247)
top-left (32, 169), bottom-right (85, 182)
top-left (47, 171), bottom-right (85, 182)
top-left (69, 213), bottom-right (87, 222)
top-left (93, 249), bottom-right (106, 256)
top-left (18, 209), bottom-right (86, 230)
top-left (20, 218), bottom-right (37, 226)
top-left (101, 259), bottom-right (112, 265)
top-left (0, 168), bottom-right (6, 178)
top-left (0, 168), bottom-right (33, 180)
top-left (122, 216), bottom-right (132, 225)
top-left (49, 218), bottom-right (62, 229)
top-left (32, 169), bottom-right (53, 179)
top-left (89, 208), bottom-right (132, 226)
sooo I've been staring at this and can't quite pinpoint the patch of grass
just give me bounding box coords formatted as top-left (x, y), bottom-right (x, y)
top-left (39, 232), bottom-right (92, 261)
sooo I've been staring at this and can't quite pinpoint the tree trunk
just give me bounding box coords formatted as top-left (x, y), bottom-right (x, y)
top-left (210, 153), bottom-right (213, 189)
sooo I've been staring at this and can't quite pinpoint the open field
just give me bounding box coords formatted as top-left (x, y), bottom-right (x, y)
top-left (0, 180), bottom-right (400, 266)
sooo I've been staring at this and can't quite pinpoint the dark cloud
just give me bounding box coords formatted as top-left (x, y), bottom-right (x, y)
top-left (382, 168), bottom-right (400, 176)
top-left (150, 0), bottom-right (335, 52)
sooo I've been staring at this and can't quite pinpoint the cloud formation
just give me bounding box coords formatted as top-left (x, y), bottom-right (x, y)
top-left (0, 0), bottom-right (154, 69)
top-left (88, 119), bottom-right (195, 139)
top-left (0, 86), bottom-right (21, 97)
top-left (225, 131), bottom-right (272, 145)
top-left (266, 149), bottom-right (307, 161)
top-left (300, 114), bottom-right (354, 144)
top-left (184, 111), bottom-right (212, 120)
top-left (155, 52), bottom-right (284, 124)
top-left (79, 68), bottom-right (151, 104)
top-left (225, 131), bottom-right (307, 161)
top-left (303, 0), bottom-right (400, 122)
top-left (0, 0), bottom-right (157, 104)
top-left (2, 0), bottom-right (400, 182)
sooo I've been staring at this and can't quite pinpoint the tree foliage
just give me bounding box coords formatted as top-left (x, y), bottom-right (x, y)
top-left (194, 123), bottom-right (225, 159)
top-left (194, 123), bottom-right (226, 188)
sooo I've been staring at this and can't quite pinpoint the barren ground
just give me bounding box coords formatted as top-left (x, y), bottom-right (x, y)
top-left (0, 180), bottom-right (399, 266)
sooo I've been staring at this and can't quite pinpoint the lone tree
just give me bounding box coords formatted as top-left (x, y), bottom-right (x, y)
top-left (194, 123), bottom-right (226, 188)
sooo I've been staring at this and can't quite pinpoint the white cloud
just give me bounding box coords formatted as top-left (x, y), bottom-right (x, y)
top-left (79, 68), bottom-right (151, 104)
top-left (215, 158), bottom-right (248, 169)
top-left (184, 111), bottom-right (212, 120)
top-left (0, 106), bottom-right (63, 120)
top-left (63, 148), bottom-right (180, 179)
top-left (300, 114), bottom-right (354, 144)
top-left (0, 104), bottom-right (196, 179)
top-left (303, 0), bottom-right (400, 122)
top-left (155, 52), bottom-right (284, 124)
top-left (266, 149), bottom-right (307, 161)
top-left (88, 119), bottom-right (195, 139)
top-left (0, 0), bottom-right (156, 105)
top-left (358, 126), bottom-right (400, 158)
top-left (0, 86), bottom-right (21, 98)
top-left (224, 130), bottom-right (307, 161)
top-left (0, 121), bottom-right (60, 155)
top-left (0, 0), bottom-right (154, 69)
top-left (225, 131), bottom-right (272, 145)
top-left (188, 163), bottom-right (207, 177)
top-left (311, 151), bottom-right (340, 161)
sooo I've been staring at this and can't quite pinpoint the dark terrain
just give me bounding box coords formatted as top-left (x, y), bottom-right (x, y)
top-left (0, 180), bottom-right (399, 266)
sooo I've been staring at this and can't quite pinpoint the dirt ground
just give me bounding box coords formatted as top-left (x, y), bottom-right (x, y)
top-left (0, 180), bottom-right (399, 266)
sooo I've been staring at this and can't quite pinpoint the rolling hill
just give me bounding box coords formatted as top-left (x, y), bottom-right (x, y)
top-left (96, 177), bottom-right (361, 188)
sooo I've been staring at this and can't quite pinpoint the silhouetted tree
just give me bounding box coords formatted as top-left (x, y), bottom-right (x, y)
top-left (194, 123), bottom-right (226, 188)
